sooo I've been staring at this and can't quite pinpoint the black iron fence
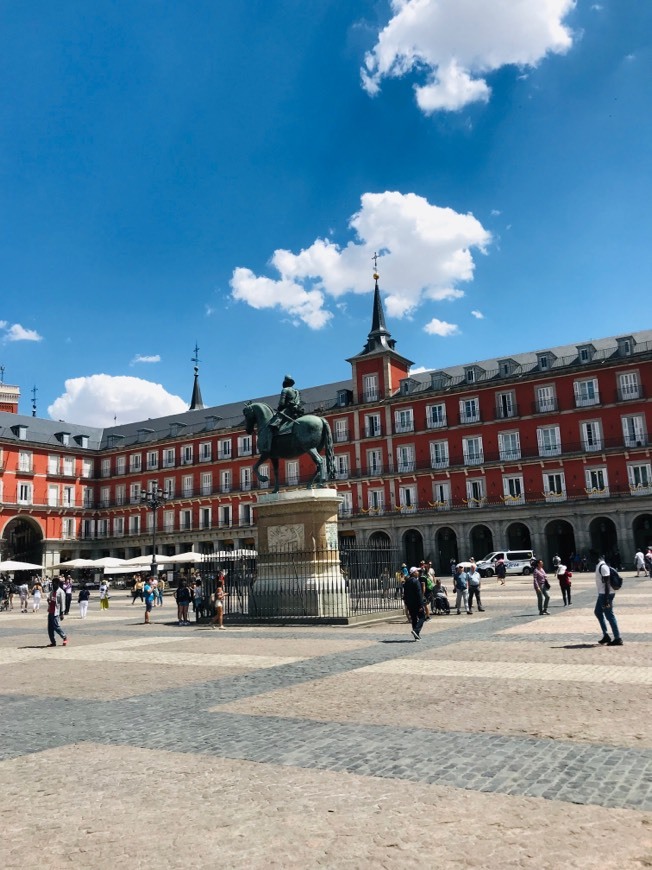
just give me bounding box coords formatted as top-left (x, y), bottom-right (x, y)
top-left (195, 544), bottom-right (404, 622)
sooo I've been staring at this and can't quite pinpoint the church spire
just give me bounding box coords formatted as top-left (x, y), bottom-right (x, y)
top-left (189, 343), bottom-right (205, 410)
top-left (360, 253), bottom-right (396, 355)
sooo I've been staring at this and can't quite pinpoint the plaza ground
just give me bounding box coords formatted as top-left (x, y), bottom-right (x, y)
top-left (1, 571), bottom-right (651, 868)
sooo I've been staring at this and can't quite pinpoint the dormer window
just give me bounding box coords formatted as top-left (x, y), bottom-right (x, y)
top-left (74, 435), bottom-right (89, 449)
top-left (498, 358), bottom-right (517, 378)
top-left (430, 371), bottom-right (451, 390)
top-left (617, 336), bottom-right (634, 357)
top-left (537, 352), bottom-right (555, 371)
top-left (577, 344), bottom-right (595, 364)
top-left (137, 428), bottom-right (154, 443)
top-left (399, 378), bottom-right (418, 396)
top-left (55, 432), bottom-right (71, 446)
top-left (204, 415), bottom-right (222, 430)
top-left (464, 367), bottom-right (476, 384)
top-left (337, 389), bottom-right (351, 407)
top-left (12, 425), bottom-right (28, 440)
top-left (170, 421), bottom-right (187, 437)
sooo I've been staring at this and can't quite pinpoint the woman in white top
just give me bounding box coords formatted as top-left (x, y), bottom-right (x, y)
top-left (99, 581), bottom-right (110, 610)
top-left (31, 580), bottom-right (43, 612)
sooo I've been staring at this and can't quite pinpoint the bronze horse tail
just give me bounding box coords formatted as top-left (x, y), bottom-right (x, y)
top-left (322, 419), bottom-right (336, 482)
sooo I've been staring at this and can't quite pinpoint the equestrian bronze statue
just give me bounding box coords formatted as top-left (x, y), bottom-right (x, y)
top-left (242, 399), bottom-right (336, 494)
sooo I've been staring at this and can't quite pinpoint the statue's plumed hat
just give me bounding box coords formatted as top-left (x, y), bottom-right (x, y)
top-left (283, 375), bottom-right (295, 387)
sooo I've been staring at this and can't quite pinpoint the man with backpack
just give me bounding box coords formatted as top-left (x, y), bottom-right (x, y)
top-left (594, 556), bottom-right (623, 646)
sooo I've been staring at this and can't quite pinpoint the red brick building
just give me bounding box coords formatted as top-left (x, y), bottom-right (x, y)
top-left (1, 286), bottom-right (651, 571)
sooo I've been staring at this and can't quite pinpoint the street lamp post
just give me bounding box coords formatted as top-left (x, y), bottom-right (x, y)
top-left (141, 486), bottom-right (168, 577)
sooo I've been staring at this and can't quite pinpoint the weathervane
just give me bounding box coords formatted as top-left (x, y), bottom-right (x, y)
top-left (0, 365), bottom-right (4, 385)
top-left (372, 251), bottom-right (380, 282)
top-left (191, 342), bottom-right (200, 374)
top-left (31, 385), bottom-right (38, 417)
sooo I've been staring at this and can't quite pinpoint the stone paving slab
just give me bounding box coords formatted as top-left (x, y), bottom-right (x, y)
top-left (3, 744), bottom-right (651, 870)
top-left (217, 670), bottom-right (652, 749)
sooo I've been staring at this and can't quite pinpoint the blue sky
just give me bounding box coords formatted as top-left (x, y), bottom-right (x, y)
top-left (0, 0), bottom-right (650, 425)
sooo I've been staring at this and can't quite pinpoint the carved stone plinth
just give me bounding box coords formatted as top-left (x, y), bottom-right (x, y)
top-left (253, 489), bottom-right (348, 619)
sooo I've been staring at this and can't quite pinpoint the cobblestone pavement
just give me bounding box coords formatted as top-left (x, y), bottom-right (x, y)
top-left (1, 572), bottom-right (651, 868)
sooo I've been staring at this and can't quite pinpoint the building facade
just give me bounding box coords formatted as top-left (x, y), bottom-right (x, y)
top-left (1, 287), bottom-right (651, 572)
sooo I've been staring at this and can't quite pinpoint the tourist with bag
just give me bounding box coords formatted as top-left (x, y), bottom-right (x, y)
top-left (557, 563), bottom-right (572, 606)
top-left (533, 559), bottom-right (550, 615)
top-left (594, 556), bottom-right (623, 646)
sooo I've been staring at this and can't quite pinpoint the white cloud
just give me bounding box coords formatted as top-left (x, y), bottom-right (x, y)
top-left (362, 0), bottom-right (576, 113)
top-left (424, 318), bottom-right (459, 336)
top-left (48, 375), bottom-right (187, 427)
top-left (130, 354), bottom-right (161, 365)
top-left (230, 191), bottom-right (490, 328)
top-left (3, 323), bottom-right (43, 342)
top-left (471, 309), bottom-right (484, 319)
top-left (408, 365), bottom-right (430, 375)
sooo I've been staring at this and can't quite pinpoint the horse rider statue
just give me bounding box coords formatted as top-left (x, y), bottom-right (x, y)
top-left (269, 375), bottom-right (304, 436)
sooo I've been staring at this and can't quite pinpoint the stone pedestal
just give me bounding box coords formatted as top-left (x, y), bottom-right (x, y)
top-left (253, 489), bottom-right (348, 619)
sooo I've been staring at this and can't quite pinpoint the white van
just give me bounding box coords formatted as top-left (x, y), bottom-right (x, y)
top-left (476, 549), bottom-right (534, 578)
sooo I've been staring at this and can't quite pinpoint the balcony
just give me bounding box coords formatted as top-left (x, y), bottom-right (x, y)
top-left (365, 464), bottom-right (383, 477)
top-left (334, 430), bottom-right (349, 443)
top-left (220, 484), bottom-right (232, 494)
top-left (426, 417), bottom-right (447, 429)
top-left (431, 458), bottom-right (449, 470)
top-left (582, 439), bottom-right (603, 453)
top-left (395, 422), bottom-right (414, 434)
top-left (617, 384), bottom-right (643, 402)
top-left (586, 486), bottom-right (610, 499)
top-left (575, 394), bottom-right (600, 408)
top-left (460, 411), bottom-right (481, 424)
top-left (363, 426), bottom-right (382, 438)
top-left (499, 448), bottom-right (521, 461)
top-left (463, 451), bottom-right (484, 466)
top-left (335, 470), bottom-right (349, 480)
top-left (624, 435), bottom-right (648, 448)
top-left (363, 390), bottom-right (379, 403)
top-left (533, 398), bottom-right (558, 414)
top-left (539, 443), bottom-right (562, 457)
top-left (397, 461), bottom-right (416, 473)
top-left (495, 404), bottom-right (518, 420)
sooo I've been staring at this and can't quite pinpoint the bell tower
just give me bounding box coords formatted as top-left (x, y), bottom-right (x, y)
top-left (346, 257), bottom-right (413, 403)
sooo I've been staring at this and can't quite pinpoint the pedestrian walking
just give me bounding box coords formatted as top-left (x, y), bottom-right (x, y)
top-left (634, 549), bottom-right (645, 577)
top-left (495, 557), bottom-right (507, 586)
top-left (78, 585), bottom-right (90, 618)
top-left (131, 579), bottom-right (144, 604)
top-left (99, 580), bottom-right (110, 610)
top-left (47, 581), bottom-right (68, 647)
top-left (175, 580), bottom-right (192, 625)
top-left (62, 576), bottom-right (73, 616)
top-left (18, 581), bottom-right (29, 613)
top-left (143, 577), bottom-right (155, 624)
top-left (453, 564), bottom-right (471, 615)
top-left (645, 548), bottom-right (652, 579)
top-left (157, 577), bottom-right (165, 606)
top-left (533, 559), bottom-right (550, 615)
top-left (192, 578), bottom-right (204, 621)
top-left (211, 577), bottom-right (226, 629)
top-left (595, 556), bottom-right (623, 646)
top-left (31, 580), bottom-right (43, 612)
top-left (403, 567), bottom-right (426, 640)
top-left (557, 562), bottom-right (572, 606)
top-left (467, 567), bottom-right (485, 612)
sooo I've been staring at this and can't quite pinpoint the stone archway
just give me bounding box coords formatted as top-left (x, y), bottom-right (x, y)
top-left (2, 516), bottom-right (44, 564)
top-left (544, 519), bottom-right (576, 569)
top-left (435, 526), bottom-right (458, 576)
top-left (402, 529), bottom-right (424, 567)
top-left (469, 524), bottom-right (493, 562)
top-left (589, 516), bottom-right (619, 568)
top-left (507, 522), bottom-right (532, 550)
top-left (633, 514), bottom-right (652, 552)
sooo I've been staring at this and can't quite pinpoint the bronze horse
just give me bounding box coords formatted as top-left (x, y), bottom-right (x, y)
top-left (243, 402), bottom-right (336, 493)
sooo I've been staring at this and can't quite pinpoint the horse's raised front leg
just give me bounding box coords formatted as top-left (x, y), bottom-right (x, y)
top-left (253, 454), bottom-right (269, 484)
top-left (306, 448), bottom-right (324, 488)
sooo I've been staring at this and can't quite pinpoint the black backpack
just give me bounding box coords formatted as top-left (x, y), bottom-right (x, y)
top-left (609, 566), bottom-right (623, 591)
